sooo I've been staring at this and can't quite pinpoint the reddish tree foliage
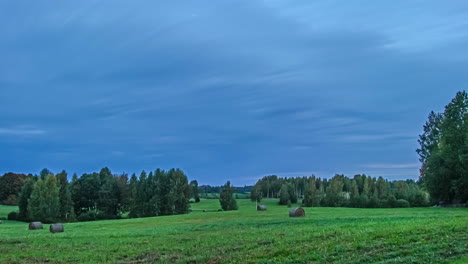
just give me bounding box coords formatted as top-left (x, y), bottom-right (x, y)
top-left (0, 172), bottom-right (27, 205)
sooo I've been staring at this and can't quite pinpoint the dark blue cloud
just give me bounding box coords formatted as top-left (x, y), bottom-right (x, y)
top-left (1, 1), bottom-right (467, 184)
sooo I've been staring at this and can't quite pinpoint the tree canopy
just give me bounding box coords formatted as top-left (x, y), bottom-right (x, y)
top-left (417, 91), bottom-right (468, 204)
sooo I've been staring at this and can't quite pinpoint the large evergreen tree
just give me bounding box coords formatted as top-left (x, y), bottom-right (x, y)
top-left (128, 173), bottom-right (139, 218)
top-left (115, 174), bottom-right (130, 213)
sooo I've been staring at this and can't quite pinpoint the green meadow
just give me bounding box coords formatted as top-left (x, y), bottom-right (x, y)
top-left (0, 205), bottom-right (18, 219)
top-left (0, 199), bottom-right (467, 264)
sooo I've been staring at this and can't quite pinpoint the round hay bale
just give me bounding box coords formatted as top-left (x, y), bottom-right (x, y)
top-left (50, 224), bottom-right (64, 233)
top-left (289, 207), bottom-right (305, 217)
top-left (29, 222), bottom-right (43, 230)
top-left (257, 205), bottom-right (267, 211)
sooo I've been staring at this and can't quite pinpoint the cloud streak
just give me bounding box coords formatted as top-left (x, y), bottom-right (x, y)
top-left (0, 128), bottom-right (46, 136)
top-left (364, 163), bottom-right (420, 169)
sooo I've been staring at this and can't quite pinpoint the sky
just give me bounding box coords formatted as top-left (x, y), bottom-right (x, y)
top-left (1, 1), bottom-right (467, 185)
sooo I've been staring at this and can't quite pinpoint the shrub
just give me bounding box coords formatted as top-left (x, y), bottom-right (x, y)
top-left (7, 211), bottom-right (18, 221)
top-left (396, 199), bottom-right (410, 208)
top-left (219, 181), bottom-right (238, 211)
top-left (351, 195), bottom-right (369, 208)
top-left (76, 210), bottom-right (100, 222)
top-left (410, 192), bottom-right (430, 207)
top-left (385, 195), bottom-right (397, 208)
top-left (368, 195), bottom-right (380, 208)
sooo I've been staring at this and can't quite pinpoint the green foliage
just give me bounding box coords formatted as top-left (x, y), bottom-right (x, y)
top-left (410, 192), bottom-right (430, 207)
top-left (97, 172), bottom-right (120, 219)
top-left (76, 209), bottom-right (102, 222)
top-left (0, 172), bottom-right (26, 205)
top-left (17, 177), bottom-right (35, 221)
top-left (39, 168), bottom-right (52, 180)
top-left (0, 205), bottom-right (17, 219)
top-left (56, 170), bottom-right (75, 222)
top-left (250, 185), bottom-right (262, 202)
top-left (324, 175), bottom-right (346, 206)
top-left (278, 184), bottom-right (290, 205)
top-left (115, 174), bottom-right (130, 213)
top-left (71, 173), bottom-right (100, 215)
top-left (171, 169), bottom-right (191, 214)
top-left (396, 199), bottom-right (410, 208)
top-left (385, 195), bottom-right (397, 208)
top-left (302, 177), bottom-right (319, 207)
top-left (255, 175), bottom-right (427, 208)
top-left (287, 183), bottom-right (298, 203)
top-left (27, 175), bottom-right (60, 223)
top-left (155, 169), bottom-right (173, 216)
top-left (128, 173), bottom-right (138, 218)
top-left (418, 91), bottom-right (468, 204)
top-left (128, 169), bottom-right (191, 218)
top-left (7, 211), bottom-right (18, 221)
top-left (219, 181), bottom-right (238, 211)
top-left (190, 180), bottom-right (200, 202)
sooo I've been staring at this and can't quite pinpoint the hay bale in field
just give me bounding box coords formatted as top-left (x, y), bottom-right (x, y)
top-left (289, 207), bottom-right (305, 217)
top-left (50, 224), bottom-right (64, 233)
top-left (257, 205), bottom-right (267, 211)
top-left (29, 222), bottom-right (43, 230)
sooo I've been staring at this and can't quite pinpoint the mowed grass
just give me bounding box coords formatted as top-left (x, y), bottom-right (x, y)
top-left (0, 199), bottom-right (467, 264)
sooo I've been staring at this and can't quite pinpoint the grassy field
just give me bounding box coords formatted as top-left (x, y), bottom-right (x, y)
top-left (0, 205), bottom-right (18, 219)
top-left (0, 199), bottom-right (467, 263)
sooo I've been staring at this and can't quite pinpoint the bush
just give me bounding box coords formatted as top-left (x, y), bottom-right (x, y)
top-left (7, 211), bottom-right (18, 221)
top-left (351, 195), bottom-right (369, 208)
top-left (77, 210), bottom-right (100, 222)
top-left (219, 181), bottom-right (238, 211)
top-left (396, 199), bottom-right (410, 208)
top-left (385, 195), bottom-right (397, 208)
top-left (368, 196), bottom-right (380, 208)
top-left (410, 192), bottom-right (430, 207)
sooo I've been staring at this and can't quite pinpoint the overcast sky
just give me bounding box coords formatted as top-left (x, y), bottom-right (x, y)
top-left (1, 1), bottom-right (467, 185)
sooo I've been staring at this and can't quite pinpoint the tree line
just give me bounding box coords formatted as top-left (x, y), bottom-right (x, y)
top-left (251, 174), bottom-right (429, 208)
top-left (198, 184), bottom-right (253, 199)
top-left (4, 168), bottom-right (199, 223)
top-left (417, 91), bottom-right (468, 204)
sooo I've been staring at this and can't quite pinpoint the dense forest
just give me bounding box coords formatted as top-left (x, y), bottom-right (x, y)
top-left (1, 168), bottom-right (198, 223)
